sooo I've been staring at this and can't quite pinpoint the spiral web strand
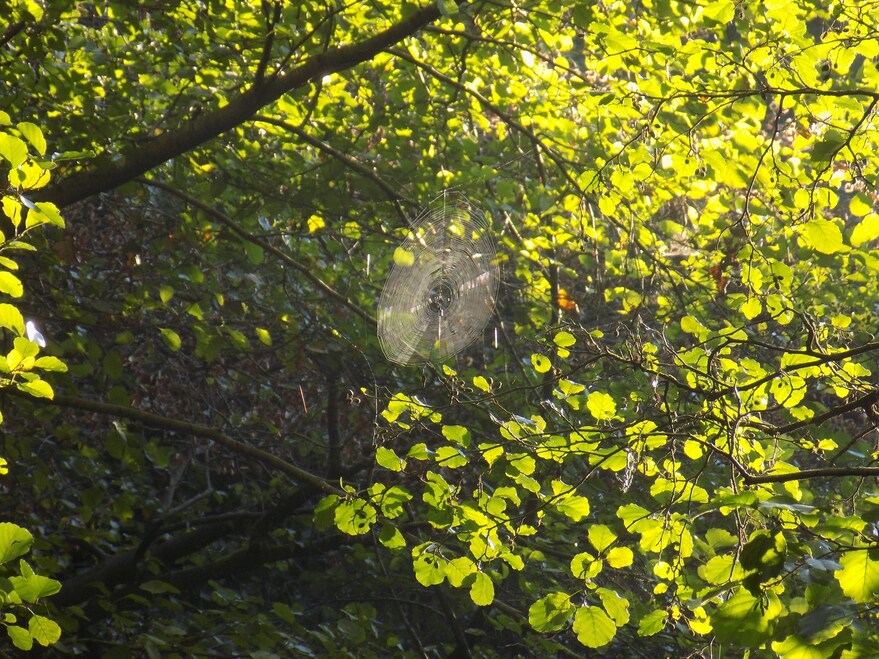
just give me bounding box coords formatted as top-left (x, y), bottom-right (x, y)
top-left (377, 193), bottom-right (499, 365)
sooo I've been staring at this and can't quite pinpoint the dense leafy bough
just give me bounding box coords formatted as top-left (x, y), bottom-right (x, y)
top-left (1, 0), bottom-right (879, 655)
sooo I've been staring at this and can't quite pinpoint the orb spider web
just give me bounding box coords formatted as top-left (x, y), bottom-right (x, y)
top-left (377, 192), bottom-right (499, 365)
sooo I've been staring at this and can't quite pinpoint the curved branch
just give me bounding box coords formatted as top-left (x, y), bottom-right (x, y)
top-left (10, 388), bottom-right (345, 496)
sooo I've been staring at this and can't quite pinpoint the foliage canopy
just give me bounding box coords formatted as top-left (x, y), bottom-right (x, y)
top-left (2, 0), bottom-right (879, 655)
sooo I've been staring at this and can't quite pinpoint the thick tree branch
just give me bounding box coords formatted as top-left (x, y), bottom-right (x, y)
top-left (38, 2), bottom-right (443, 208)
top-left (742, 466), bottom-right (879, 485)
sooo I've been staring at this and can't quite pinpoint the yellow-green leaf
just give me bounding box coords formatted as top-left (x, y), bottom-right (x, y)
top-left (159, 328), bottom-right (181, 351)
top-left (528, 592), bottom-right (574, 632)
top-left (801, 219), bottom-right (845, 254)
top-left (553, 331), bottom-right (576, 348)
top-left (0, 271), bottom-right (24, 298)
top-left (586, 391), bottom-right (616, 421)
top-left (17, 379), bottom-right (53, 399)
top-left (0, 133), bottom-right (28, 168)
top-left (836, 548), bottom-right (879, 603)
top-left (588, 524), bottom-right (617, 553)
top-left (470, 571), bottom-right (494, 606)
top-left (445, 556), bottom-right (476, 587)
top-left (16, 122), bottom-right (46, 156)
top-left (33, 356), bottom-right (67, 372)
top-left (851, 214), bottom-right (879, 247)
top-left (472, 375), bottom-right (490, 392)
top-left (572, 605), bottom-right (616, 648)
top-left (0, 303), bottom-right (24, 334)
top-left (376, 446), bottom-right (406, 472)
top-left (605, 546), bottom-right (634, 568)
top-left (531, 353), bottom-right (551, 373)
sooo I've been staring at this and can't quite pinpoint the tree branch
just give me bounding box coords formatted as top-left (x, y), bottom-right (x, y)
top-left (253, 114), bottom-right (416, 213)
top-left (742, 466), bottom-right (879, 485)
top-left (139, 176), bottom-right (377, 326)
top-left (9, 388), bottom-right (345, 496)
top-left (38, 2), bottom-right (443, 208)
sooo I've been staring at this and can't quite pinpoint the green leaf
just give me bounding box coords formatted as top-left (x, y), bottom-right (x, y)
top-left (30, 202), bottom-right (65, 227)
top-left (333, 499), bottom-right (377, 536)
top-left (435, 445), bottom-right (468, 468)
top-left (570, 551), bottom-right (601, 579)
top-left (531, 353), bottom-right (551, 373)
top-left (10, 565), bottom-right (61, 602)
top-left (740, 531), bottom-right (786, 587)
top-left (605, 546), bottom-right (634, 568)
top-left (376, 485), bottom-right (411, 518)
top-left (810, 129), bottom-right (847, 164)
top-left (376, 446), bottom-right (406, 472)
top-left (412, 547), bottom-right (446, 586)
top-left (34, 356), bottom-right (67, 372)
top-left (140, 580), bottom-right (181, 594)
top-left (445, 556), bottom-right (476, 587)
top-left (572, 605), bottom-right (616, 648)
top-left (637, 609), bottom-right (667, 637)
top-left (597, 588), bottom-right (630, 627)
top-left (835, 548), bottom-right (879, 603)
top-left (586, 391), bottom-right (616, 421)
top-left (553, 330), bottom-right (576, 348)
top-left (470, 571), bottom-right (494, 606)
top-left (7, 625), bottom-right (32, 651)
top-left (711, 589), bottom-right (782, 647)
top-left (851, 214), bottom-right (879, 247)
top-left (437, 0), bottom-right (458, 16)
top-left (159, 328), bottom-right (182, 351)
top-left (680, 314), bottom-right (709, 337)
top-left (698, 554), bottom-right (740, 584)
top-left (557, 495), bottom-right (590, 522)
top-left (528, 592), bottom-right (574, 632)
top-left (588, 524), bottom-right (617, 553)
top-left (0, 133), bottom-right (28, 168)
top-left (703, 0), bottom-right (734, 22)
top-left (244, 241), bottom-right (264, 265)
top-left (17, 379), bottom-right (53, 399)
top-left (159, 285), bottom-right (174, 303)
top-left (0, 303), bottom-right (24, 334)
top-left (378, 524), bottom-right (406, 550)
top-left (801, 219), bottom-right (845, 254)
top-left (0, 523), bottom-right (33, 563)
top-left (28, 615), bottom-right (61, 646)
top-left (0, 271), bottom-right (24, 298)
top-left (16, 122), bottom-right (46, 156)
top-left (441, 424), bottom-right (469, 446)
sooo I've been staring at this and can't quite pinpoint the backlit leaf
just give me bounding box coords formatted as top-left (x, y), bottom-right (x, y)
top-left (836, 548), bottom-right (879, 603)
top-left (470, 571), bottom-right (494, 606)
top-left (528, 592), bottom-right (574, 632)
top-left (801, 220), bottom-right (844, 255)
top-left (0, 523), bottom-right (33, 563)
top-left (586, 391), bottom-right (616, 421)
top-left (572, 605), bottom-right (616, 648)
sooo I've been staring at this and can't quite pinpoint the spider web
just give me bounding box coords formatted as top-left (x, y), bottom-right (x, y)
top-left (377, 193), bottom-right (499, 365)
